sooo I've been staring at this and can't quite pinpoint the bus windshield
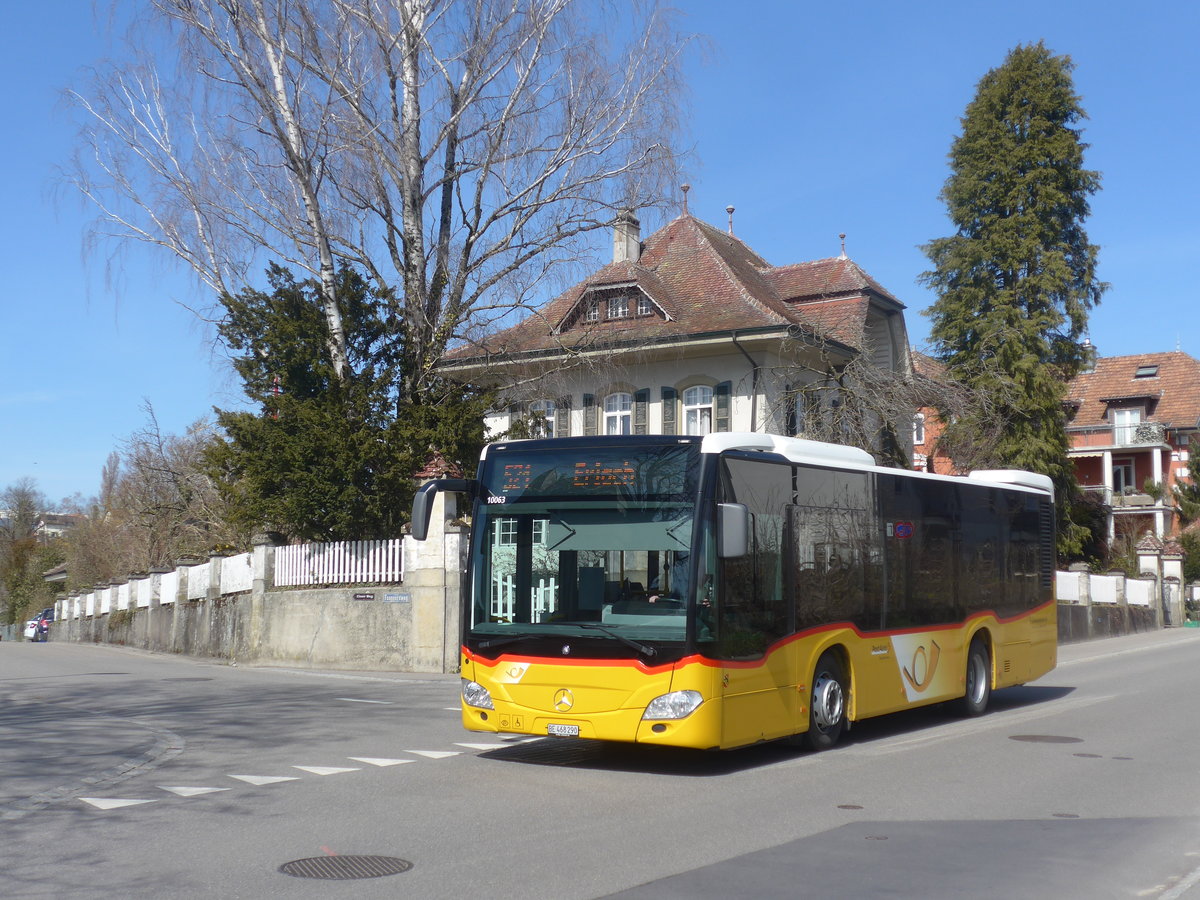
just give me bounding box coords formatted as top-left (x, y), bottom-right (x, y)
top-left (467, 442), bottom-right (700, 655)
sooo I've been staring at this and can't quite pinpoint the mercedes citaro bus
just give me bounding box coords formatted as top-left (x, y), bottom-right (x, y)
top-left (411, 432), bottom-right (1056, 751)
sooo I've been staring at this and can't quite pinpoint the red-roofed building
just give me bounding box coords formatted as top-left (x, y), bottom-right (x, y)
top-left (1066, 349), bottom-right (1200, 540)
top-left (443, 211), bottom-right (913, 449)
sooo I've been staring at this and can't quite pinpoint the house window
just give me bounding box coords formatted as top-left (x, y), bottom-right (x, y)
top-left (683, 385), bottom-right (713, 435)
top-left (584, 300), bottom-right (599, 322)
top-left (529, 399), bottom-right (556, 438)
top-left (1113, 457), bottom-right (1135, 494)
top-left (1113, 408), bottom-right (1142, 446)
top-left (1134, 365), bottom-right (1159, 378)
top-left (637, 296), bottom-right (653, 316)
top-left (913, 413), bottom-right (926, 446)
top-left (608, 296), bottom-right (629, 319)
top-left (495, 517), bottom-right (547, 545)
top-left (496, 518), bottom-right (518, 545)
top-left (604, 392), bottom-right (632, 434)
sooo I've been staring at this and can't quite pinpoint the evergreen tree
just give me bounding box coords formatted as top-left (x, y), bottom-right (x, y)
top-left (1175, 437), bottom-right (1200, 525)
top-left (921, 41), bottom-right (1106, 557)
top-left (207, 265), bottom-right (492, 541)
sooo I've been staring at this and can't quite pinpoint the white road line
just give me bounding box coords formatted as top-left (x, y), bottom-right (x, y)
top-left (336, 698), bottom-right (392, 704)
top-left (348, 757), bottom-right (415, 767)
top-left (455, 743), bottom-right (510, 750)
top-left (227, 774), bottom-right (301, 786)
top-left (80, 798), bottom-right (157, 810)
top-left (403, 750), bottom-right (460, 759)
top-left (292, 766), bottom-right (361, 776)
top-left (157, 786), bottom-right (230, 797)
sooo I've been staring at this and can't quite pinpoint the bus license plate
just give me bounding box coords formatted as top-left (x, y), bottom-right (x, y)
top-left (547, 723), bottom-right (580, 737)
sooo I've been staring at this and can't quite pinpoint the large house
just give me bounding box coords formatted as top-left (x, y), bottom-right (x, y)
top-left (1066, 350), bottom-right (1200, 541)
top-left (443, 210), bottom-right (913, 449)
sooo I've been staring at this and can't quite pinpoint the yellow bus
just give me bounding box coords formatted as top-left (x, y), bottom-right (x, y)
top-left (411, 432), bottom-right (1056, 751)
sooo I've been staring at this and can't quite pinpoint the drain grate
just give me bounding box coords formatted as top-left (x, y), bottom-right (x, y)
top-left (279, 855), bottom-right (413, 880)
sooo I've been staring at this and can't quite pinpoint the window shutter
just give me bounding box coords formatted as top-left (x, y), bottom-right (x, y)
top-left (556, 396), bottom-right (572, 438)
top-left (661, 387), bottom-right (677, 435)
top-left (714, 381), bottom-right (732, 432)
top-left (634, 389), bottom-right (649, 435)
top-left (583, 394), bottom-right (597, 436)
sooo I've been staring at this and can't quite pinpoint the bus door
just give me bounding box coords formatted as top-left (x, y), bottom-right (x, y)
top-left (714, 458), bottom-right (800, 747)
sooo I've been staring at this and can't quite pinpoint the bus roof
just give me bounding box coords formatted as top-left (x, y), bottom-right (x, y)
top-left (702, 432), bottom-right (1054, 498)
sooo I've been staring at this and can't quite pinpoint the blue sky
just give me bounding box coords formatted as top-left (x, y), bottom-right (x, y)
top-left (3, 1), bottom-right (1197, 505)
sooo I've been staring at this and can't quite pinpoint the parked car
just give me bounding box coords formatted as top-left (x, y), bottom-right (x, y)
top-left (24, 619), bottom-right (41, 641)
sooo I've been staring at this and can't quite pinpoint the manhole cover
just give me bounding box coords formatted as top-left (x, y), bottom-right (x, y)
top-left (279, 856), bottom-right (412, 880)
top-left (1009, 735), bottom-right (1084, 744)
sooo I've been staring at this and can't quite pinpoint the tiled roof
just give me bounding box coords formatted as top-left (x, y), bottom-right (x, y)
top-left (1066, 351), bottom-right (1200, 430)
top-left (449, 214), bottom-right (903, 361)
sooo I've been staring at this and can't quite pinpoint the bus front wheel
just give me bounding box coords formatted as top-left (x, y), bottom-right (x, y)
top-left (955, 637), bottom-right (991, 717)
top-left (804, 651), bottom-right (847, 751)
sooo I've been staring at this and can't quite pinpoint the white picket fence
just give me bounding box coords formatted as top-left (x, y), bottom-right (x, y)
top-left (492, 575), bottom-right (558, 622)
top-left (275, 539), bottom-right (404, 587)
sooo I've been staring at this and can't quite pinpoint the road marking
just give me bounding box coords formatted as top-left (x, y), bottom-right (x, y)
top-left (348, 757), bottom-right (415, 767)
top-left (228, 774), bottom-right (301, 786)
top-left (455, 742), bottom-right (510, 750)
top-left (80, 798), bottom-right (157, 810)
top-left (157, 786), bottom-right (231, 797)
top-left (404, 750), bottom-right (460, 759)
top-left (292, 766), bottom-right (361, 776)
top-left (336, 698), bottom-right (392, 704)
top-left (1158, 860), bottom-right (1200, 900)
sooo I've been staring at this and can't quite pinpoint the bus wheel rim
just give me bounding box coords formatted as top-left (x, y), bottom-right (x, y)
top-left (812, 673), bottom-right (844, 730)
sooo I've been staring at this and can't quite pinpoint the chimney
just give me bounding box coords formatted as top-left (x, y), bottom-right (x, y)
top-left (613, 210), bottom-right (641, 264)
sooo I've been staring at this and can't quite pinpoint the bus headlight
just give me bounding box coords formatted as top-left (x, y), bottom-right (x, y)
top-left (461, 678), bottom-right (494, 710)
top-left (643, 690), bottom-right (702, 720)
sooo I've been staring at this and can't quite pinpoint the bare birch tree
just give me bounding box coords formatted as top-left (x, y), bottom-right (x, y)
top-left (68, 0), bottom-right (690, 397)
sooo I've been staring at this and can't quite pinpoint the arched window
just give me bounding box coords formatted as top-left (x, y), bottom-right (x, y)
top-left (529, 399), bottom-right (556, 438)
top-left (913, 413), bottom-right (926, 446)
top-left (683, 385), bottom-right (713, 435)
top-left (604, 392), bottom-right (632, 434)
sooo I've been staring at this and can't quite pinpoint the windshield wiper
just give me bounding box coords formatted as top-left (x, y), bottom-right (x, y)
top-left (576, 623), bottom-right (657, 658)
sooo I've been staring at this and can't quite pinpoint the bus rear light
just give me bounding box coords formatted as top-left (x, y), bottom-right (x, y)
top-left (461, 678), bottom-right (494, 710)
top-left (643, 690), bottom-right (702, 720)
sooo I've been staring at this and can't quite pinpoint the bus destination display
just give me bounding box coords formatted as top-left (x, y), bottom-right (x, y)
top-left (486, 445), bottom-right (695, 501)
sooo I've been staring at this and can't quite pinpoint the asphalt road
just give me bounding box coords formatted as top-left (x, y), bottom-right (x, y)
top-left (4, 631), bottom-right (1200, 898)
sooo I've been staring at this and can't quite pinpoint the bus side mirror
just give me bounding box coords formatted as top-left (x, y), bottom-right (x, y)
top-left (717, 503), bottom-right (749, 558)
top-left (411, 478), bottom-right (479, 541)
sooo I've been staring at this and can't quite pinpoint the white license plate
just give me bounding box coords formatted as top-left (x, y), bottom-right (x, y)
top-left (546, 723), bottom-right (580, 737)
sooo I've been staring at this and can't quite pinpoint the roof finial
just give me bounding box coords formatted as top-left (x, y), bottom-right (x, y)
top-left (681, 183), bottom-right (690, 215)
top-left (838, 233), bottom-right (847, 259)
top-left (726, 205), bottom-right (735, 236)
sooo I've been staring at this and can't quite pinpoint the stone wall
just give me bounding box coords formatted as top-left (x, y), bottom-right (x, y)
top-left (51, 491), bottom-right (466, 674)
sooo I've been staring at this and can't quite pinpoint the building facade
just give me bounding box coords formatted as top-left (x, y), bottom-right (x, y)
top-left (444, 211), bottom-right (913, 450)
top-left (1066, 350), bottom-right (1200, 541)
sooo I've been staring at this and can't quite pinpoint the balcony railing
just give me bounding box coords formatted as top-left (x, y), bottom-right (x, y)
top-left (1080, 484), bottom-right (1167, 509)
top-left (1114, 422), bottom-right (1166, 447)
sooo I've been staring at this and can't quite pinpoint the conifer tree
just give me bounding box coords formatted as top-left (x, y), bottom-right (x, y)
top-left (207, 265), bottom-right (492, 541)
top-left (921, 41), bottom-right (1106, 557)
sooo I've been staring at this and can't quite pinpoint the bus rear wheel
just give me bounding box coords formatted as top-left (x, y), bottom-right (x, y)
top-left (955, 637), bottom-right (991, 717)
top-left (804, 651), bottom-right (847, 751)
